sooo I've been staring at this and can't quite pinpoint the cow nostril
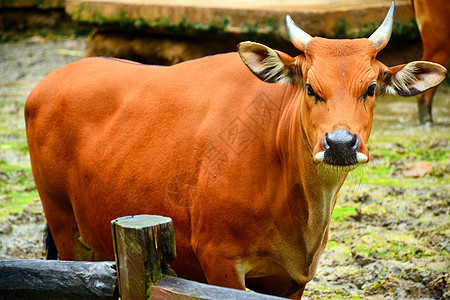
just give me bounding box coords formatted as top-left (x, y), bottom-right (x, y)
top-left (321, 130), bottom-right (361, 166)
top-left (324, 130), bottom-right (359, 152)
top-left (323, 134), bottom-right (331, 150)
top-left (351, 134), bottom-right (359, 151)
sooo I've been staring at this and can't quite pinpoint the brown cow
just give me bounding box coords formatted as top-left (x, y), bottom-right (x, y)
top-left (412, 0), bottom-right (450, 124)
top-left (25, 3), bottom-right (446, 298)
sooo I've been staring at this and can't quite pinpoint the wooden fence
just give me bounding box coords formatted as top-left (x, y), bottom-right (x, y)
top-left (0, 215), bottom-right (283, 300)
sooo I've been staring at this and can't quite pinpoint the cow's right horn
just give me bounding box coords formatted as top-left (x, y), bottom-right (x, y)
top-left (286, 15), bottom-right (312, 52)
top-left (368, 2), bottom-right (395, 52)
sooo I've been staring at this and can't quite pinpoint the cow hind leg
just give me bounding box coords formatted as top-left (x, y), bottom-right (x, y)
top-left (44, 224), bottom-right (58, 259)
top-left (417, 51), bottom-right (448, 124)
top-left (417, 86), bottom-right (438, 124)
top-left (40, 191), bottom-right (93, 261)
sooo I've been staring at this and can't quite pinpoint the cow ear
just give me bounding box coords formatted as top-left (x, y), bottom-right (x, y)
top-left (379, 61), bottom-right (447, 96)
top-left (238, 41), bottom-right (301, 85)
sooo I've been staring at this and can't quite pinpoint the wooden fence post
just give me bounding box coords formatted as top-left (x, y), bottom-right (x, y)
top-left (111, 215), bottom-right (176, 300)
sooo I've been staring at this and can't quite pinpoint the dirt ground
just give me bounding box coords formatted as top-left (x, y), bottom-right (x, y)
top-left (0, 33), bottom-right (448, 299)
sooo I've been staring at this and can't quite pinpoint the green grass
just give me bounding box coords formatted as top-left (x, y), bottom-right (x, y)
top-left (346, 164), bottom-right (448, 188)
top-left (303, 283), bottom-right (360, 299)
top-left (0, 160), bottom-right (32, 173)
top-left (0, 141), bottom-right (29, 154)
top-left (352, 240), bottom-right (438, 262)
top-left (0, 190), bottom-right (39, 217)
top-left (332, 206), bottom-right (357, 222)
top-left (0, 157), bottom-right (37, 217)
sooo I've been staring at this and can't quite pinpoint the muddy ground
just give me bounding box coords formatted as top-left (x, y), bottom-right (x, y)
top-left (0, 32), bottom-right (448, 299)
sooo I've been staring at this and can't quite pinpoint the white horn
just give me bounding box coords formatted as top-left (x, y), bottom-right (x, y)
top-left (286, 15), bottom-right (313, 52)
top-left (368, 2), bottom-right (395, 52)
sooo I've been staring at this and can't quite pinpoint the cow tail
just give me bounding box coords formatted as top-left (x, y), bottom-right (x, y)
top-left (44, 224), bottom-right (58, 260)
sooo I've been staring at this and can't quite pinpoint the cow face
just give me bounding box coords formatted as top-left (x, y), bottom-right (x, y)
top-left (238, 3), bottom-right (447, 171)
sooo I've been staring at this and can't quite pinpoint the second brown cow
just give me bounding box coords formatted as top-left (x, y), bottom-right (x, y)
top-left (412, 0), bottom-right (449, 124)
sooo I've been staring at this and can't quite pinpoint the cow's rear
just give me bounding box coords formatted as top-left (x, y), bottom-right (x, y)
top-left (25, 58), bottom-right (206, 263)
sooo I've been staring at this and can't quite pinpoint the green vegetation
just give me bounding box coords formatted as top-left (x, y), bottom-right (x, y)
top-left (70, 4), bottom-right (235, 38)
top-left (332, 206), bottom-right (357, 222)
top-left (0, 0), bottom-right (64, 9)
top-left (0, 93), bottom-right (37, 216)
top-left (68, 3), bottom-right (422, 44)
top-left (352, 240), bottom-right (437, 262)
top-left (333, 19), bottom-right (419, 41)
top-left (0, 153), bottom-right (37, 217)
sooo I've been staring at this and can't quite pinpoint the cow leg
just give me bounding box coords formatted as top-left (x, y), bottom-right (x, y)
top-left (246, 276), bottom-right (305, 298)
top-left (196, 249), bottom-right (246, 290)
top-left (288, 285), bottom-right (305, 299)
top-left (417, 50), bottom-right (448, 124)
top-left (40, 191), bottom-right (93, 261)
top-left (203, 260), bottom-right (246, 290)
top-left (417, 88), bottom-right (437, 124)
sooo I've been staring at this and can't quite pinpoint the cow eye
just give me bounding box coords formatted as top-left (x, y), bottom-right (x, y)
top-left (306, 84), bottom-right (315, 96)
top-left (366, 83), bottom-right (377, 97)
top-left (305, 83), bottom-right (324, 103)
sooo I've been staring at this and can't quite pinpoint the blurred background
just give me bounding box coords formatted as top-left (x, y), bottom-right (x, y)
top-left (1, 0), bottom-right (425, 65)
top-left (0, 0), bottom-right (448, 299)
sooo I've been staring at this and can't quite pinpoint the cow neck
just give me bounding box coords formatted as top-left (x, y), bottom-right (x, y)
top-left (296, 140), bottom-right (347, 231)
top-left (277, 85), bottom-right (347, 263)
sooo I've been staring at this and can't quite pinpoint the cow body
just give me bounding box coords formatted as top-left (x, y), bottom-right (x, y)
top-left (26, 54), bottom-right (331, 295)
top-left (26, 4), bottom-right (446, 298)
top-left (412, 0), bottom-right (450, 123)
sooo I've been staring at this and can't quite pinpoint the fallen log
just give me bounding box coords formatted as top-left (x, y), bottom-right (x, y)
top-left (0, 259), bottom-right (117, 299)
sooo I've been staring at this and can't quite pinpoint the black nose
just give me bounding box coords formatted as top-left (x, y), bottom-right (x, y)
top-left (323, 130), bottom-right (359, 165)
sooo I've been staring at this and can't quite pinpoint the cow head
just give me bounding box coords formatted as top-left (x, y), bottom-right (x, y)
top-left (238, 2), bottom-right (447, 172)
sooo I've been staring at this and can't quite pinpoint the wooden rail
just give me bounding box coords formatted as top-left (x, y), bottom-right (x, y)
top-left (0, 259), bottom-right (117, 299)
top-left (151, 276), bottom-right (285, 300)
top-left (0, 214), bottom-right (284, 300)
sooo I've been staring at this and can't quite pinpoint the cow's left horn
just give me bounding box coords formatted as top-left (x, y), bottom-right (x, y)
top-left (286, 15), bottom-right (312, 52)
top-left (368, 2), bottom-right (395, 52)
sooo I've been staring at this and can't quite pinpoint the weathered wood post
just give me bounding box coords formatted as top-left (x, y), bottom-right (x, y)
top-left (111, 215), bottom-right (176, 300)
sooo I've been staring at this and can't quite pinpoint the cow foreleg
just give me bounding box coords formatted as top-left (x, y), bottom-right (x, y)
top-left (197, 249), bottom-right (246, 291)
top-left (204, 261), bottom-right (246, 290)
top-left (287, 285), bottom-right (305, 299)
